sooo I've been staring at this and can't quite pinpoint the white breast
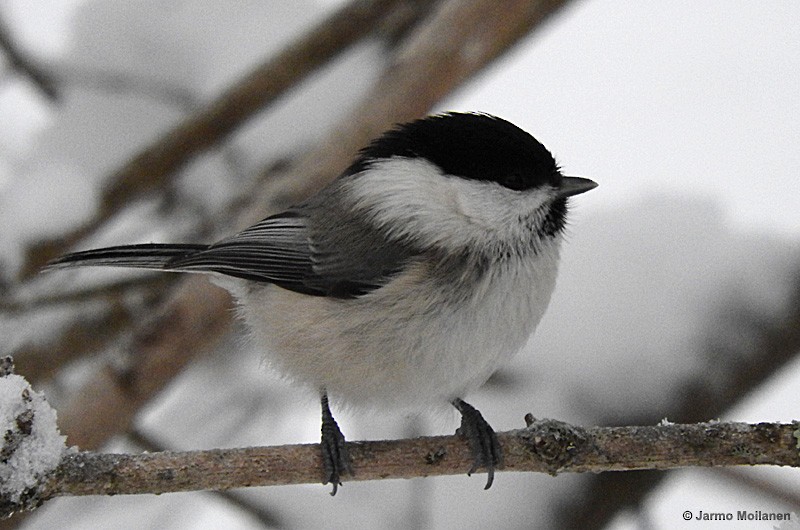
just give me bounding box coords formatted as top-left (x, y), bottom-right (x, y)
top-left (236, 237), bottom-right (561, 411)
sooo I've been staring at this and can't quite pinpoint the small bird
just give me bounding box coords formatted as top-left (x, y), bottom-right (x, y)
top-left (47, 112), bottom-right (596, 494)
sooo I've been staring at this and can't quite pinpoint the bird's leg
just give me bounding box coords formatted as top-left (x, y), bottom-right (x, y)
top-left (320, 391), bottom-right (352, 495)
top-left (452, 398), bottom-right (503, 489)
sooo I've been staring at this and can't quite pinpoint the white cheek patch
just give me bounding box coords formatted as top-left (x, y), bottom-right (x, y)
top-left (343, 157), bottom-right (555, 252)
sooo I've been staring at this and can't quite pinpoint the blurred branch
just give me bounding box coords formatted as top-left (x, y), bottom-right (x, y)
top-left (56, 277), bottom-right (233, 450)
top-left (21, 0), bottom-right (426, 277)
top-left (558, 269), bottom-right (800, 528)
top-left (5, 419), bottom-right (800, 517)
top-left (713, 468), bottom-right (800, 513)
top-left (255, 0), bottom-right (571, 209)
top-left (51, 64), bottom-right (198, 109)
top-left (8, 276), bottom-right (175, 383)
top-left (8, 176), bottom-right (250, 383)
top-left (2, 275), bottom-right (171, 313)
top-left (675, 283), bottom-right (800, 422)
top-left (0, 13), bottom-right (59, 101)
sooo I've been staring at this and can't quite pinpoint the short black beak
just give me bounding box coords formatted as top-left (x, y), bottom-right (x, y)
top-left (557, 176), bottom-right (598, 198)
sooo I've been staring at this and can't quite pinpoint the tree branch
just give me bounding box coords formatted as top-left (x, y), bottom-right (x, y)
top-left (0, 13), bottom-right (59, 101)
top-left (257, 0), bottom-right (571, 209)
top-left (127, 429), bottom-right (286, 528)
top-left (21, 0), bottom-right (424, 277)
top-left (7, 276), bottom-right (175, 383)
top-left (55, 278), bottom-right (234, 450)
top-left (4, 419), bottom-right (798, 517)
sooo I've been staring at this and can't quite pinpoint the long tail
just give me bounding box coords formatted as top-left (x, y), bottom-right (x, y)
top-left (44, 244), bottom-right (209, 271)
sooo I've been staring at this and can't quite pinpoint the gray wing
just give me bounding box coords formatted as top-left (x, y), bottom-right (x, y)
top-left (169, 208), bottom-right (413, 298)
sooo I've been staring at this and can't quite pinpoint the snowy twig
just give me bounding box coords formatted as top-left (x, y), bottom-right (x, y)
top-left (4, 418), bottom-right (799, 517)
top-left (0, 359), bottom-right (67, 519)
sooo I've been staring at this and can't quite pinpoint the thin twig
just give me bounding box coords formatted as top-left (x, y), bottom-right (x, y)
top-left (0, 13), bottom-right (58, 101)
top-left (713, 468), bottom-right (800, 513)
top-left (127, 429), bottom-right (286, 529)
top-left (2, 275), bottom-right (172, 313)
top-left (49, 64), bottom-right (198, 109)
top-left (9, 276), bottom-right (176, 383)
top-left (4, 419), bottom-right (796, 518)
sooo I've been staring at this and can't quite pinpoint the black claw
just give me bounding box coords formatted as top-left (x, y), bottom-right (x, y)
top-left (452, 398), bottom-right (503, 489)
top-left (320, 393), bottom-right (352, 495)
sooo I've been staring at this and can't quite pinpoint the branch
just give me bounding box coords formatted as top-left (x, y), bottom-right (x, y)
top-left (49, 64), bottom-right (199, 110)
top-left (7, 275), bottom-right (176, 383)
top-left (714, 468), bottom-right (800, 513)
top-left (21, 0), bottom-right (421, 276)
top-left (0, 14), bottom-right (59, 101)
top-left (127, 429), bottom-right (286, 528)
top-left (5, 419), bottom-right (799, 517)
top-left (257, 0), bottom-right (572, 208)
top-left (55, 278), bottom-right (234, 450)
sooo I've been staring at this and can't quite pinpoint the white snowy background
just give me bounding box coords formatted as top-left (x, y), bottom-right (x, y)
top-left (1, 1), bottom-right (798, 529)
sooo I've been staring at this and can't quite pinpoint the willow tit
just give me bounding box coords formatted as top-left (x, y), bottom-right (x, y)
top-left (47, 112), bottom-right (596, 494)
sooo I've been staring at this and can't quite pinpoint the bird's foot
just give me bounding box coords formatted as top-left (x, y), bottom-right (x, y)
top-left (320, 393), bottom-right (352, 495)
top-left (452, 398), bottom-right (503, 489)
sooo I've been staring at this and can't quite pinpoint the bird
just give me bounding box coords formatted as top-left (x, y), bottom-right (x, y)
top-left (46, 112), bottom-right (597, 494)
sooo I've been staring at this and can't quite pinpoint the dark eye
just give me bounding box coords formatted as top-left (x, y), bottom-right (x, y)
top-left (499, 171), bottom-right (527, 191)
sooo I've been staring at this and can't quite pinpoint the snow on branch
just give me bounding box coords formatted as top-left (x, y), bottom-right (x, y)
top-left (0, 358), bottom-right (67, 518)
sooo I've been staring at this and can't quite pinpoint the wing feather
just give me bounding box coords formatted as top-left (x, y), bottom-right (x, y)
top-left (168, 207), bottom-right (413, 298)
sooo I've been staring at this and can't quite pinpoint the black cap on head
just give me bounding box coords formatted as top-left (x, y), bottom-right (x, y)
top-left (346, 112), bottom-right (562, 192)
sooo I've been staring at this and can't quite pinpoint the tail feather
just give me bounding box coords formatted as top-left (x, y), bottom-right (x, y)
top-left (44, 244), bottom-right (209, 271)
